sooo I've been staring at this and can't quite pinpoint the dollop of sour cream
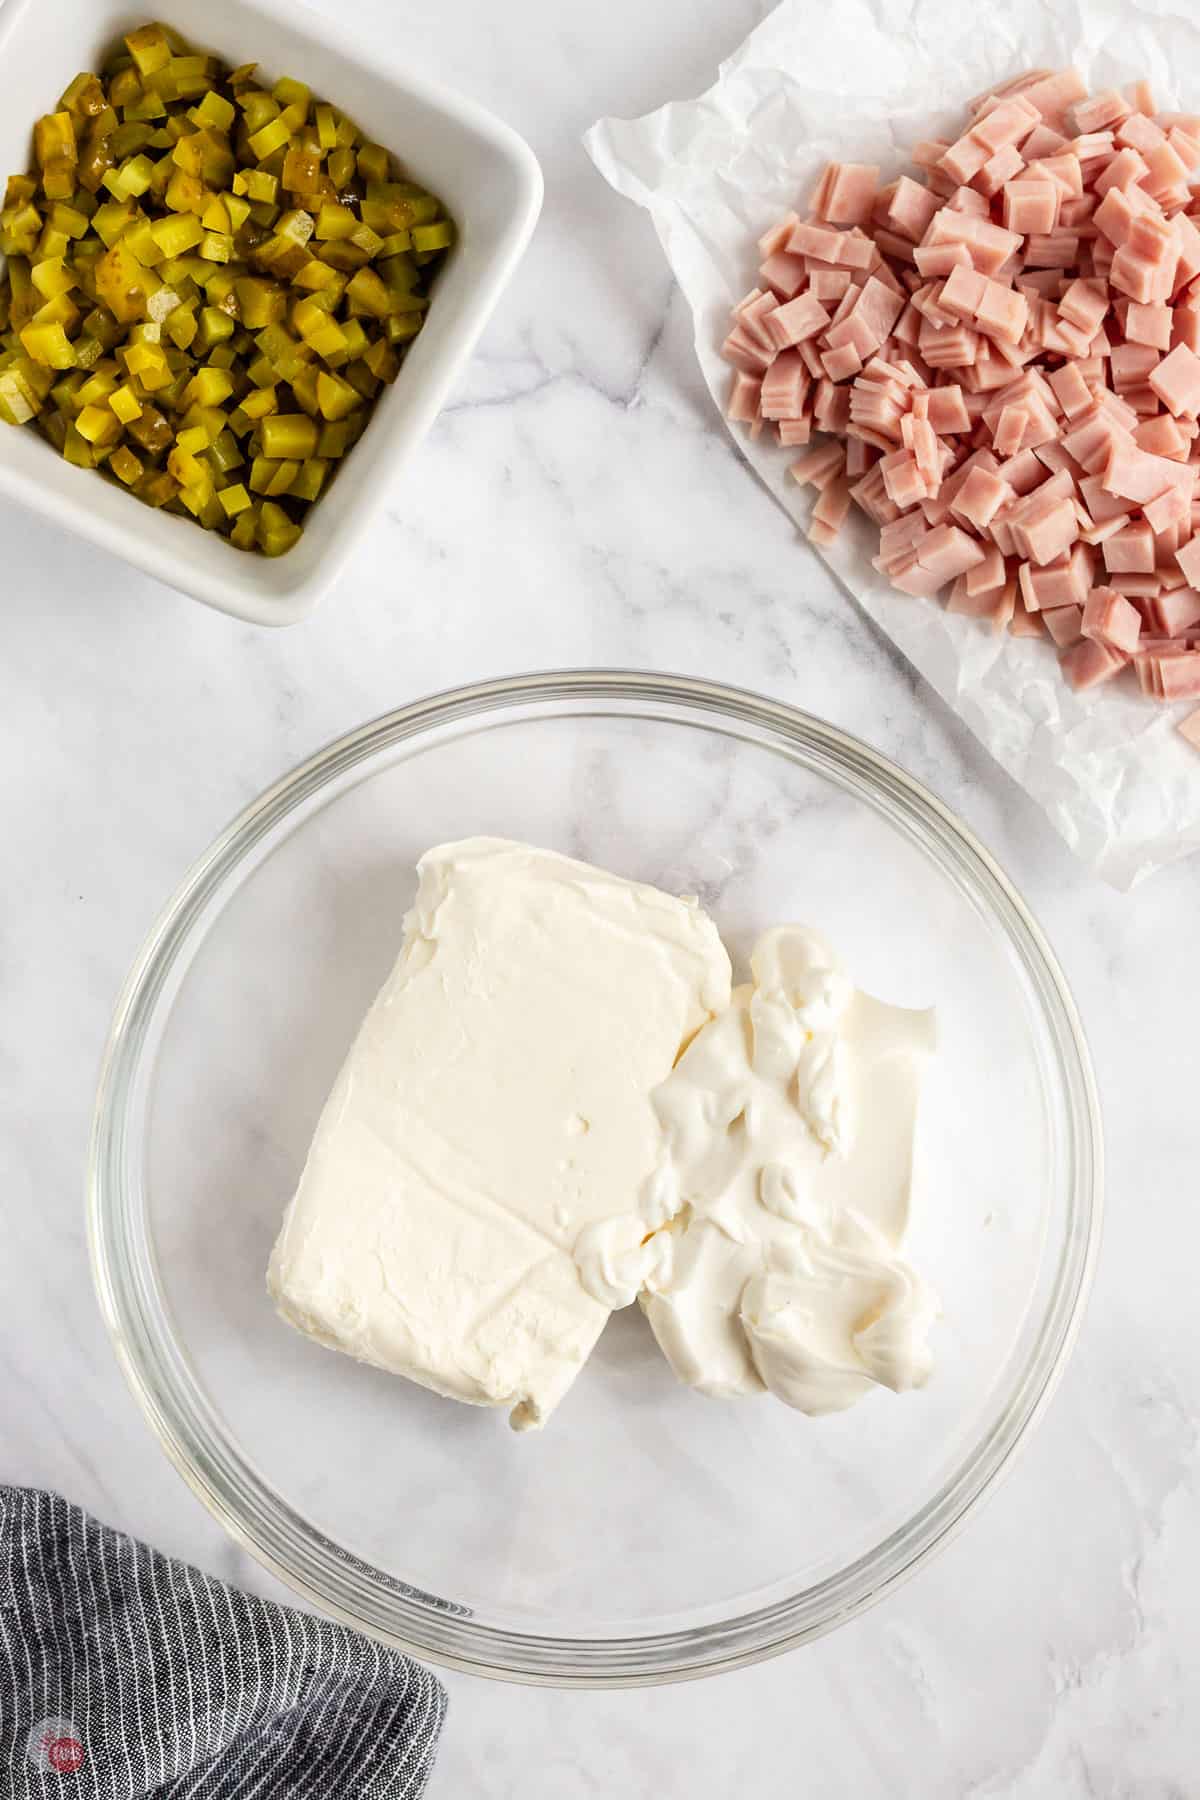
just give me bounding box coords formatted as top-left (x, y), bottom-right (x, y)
top-left (575, 926), bottom-right (939, 1417)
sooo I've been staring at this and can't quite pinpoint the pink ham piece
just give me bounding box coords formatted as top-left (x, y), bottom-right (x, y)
top-left (1179, 708), bottom-right (1200, 748)
top-left (759, 252), bottom-right (809, 299)
top-left (1140, 650), bottom-right (1200, 697)
top-left (720, 65), bottom-right (1200, 746)
top-left (1044, 602), bottom-right (1084, 646)
top-left (726, 373), bottom-right (763, 423)
top-left (914, 523), bottom-right (987, 582)
top-left (1082, 585), bottom-right (1143, 652)
top-left (1102, 519), bottom-right (1155, 571)
top-left (1004, 180), bottom-right (1059, 234)
top-left (951, 465), bottom-right (1015, 530)
top-left (788, 443), bottom-right (846, 492)
top-left (760, 351), bottom-right (811, 422)
top-left (814, 163), bottom-right (880, 227)
top-left (765, 292), bottom-right (833, 350)
top-left (1061, 637), bottom-right (1127, 688)
top-left (1148, 342), bottom-right (1200, 416)
top-left (1148, 587), bottom-right (1200, 634)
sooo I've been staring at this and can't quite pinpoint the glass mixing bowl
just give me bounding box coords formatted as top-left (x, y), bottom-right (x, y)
top-left (89, 671), bottom-right (1101, 1685)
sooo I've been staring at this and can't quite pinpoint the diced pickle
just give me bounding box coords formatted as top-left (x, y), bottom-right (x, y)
top-left (109, 443), bottom-right (144, 483)
top-left (63, 421), bottom-right (97, 464)
top-left (109, 383), bottom-right (143, 424)
top-left (257, 498), bottom-right (301, 555)
top-left (0, 21), bottom-right (452, 555)
top-left (291, 455), bottom-right (328, 501)
top-left (125, 25), bottom-right (172, 80)
top-left (218, 480), bottom-right (252, 516)
top-left (193, 89), bottom-right (235, 133)
top-left (34, 113), bottom-right (78, 168)
top-left (260, 412), bottom-right (317, 459)
top-left (20, 321), bottom-right (77, 368)
top-left (60, 73), bottom-right (109, 121)
top-left (76, 402), bottom-right (122, 444)
top-left (412, 220), bottom-right (454, 254)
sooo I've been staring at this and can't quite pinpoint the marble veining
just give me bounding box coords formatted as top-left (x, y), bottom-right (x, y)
top-left (1, 0), bottom-right (1198, 1792)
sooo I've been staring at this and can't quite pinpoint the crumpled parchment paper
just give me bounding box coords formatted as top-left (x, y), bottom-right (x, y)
top-left (585, 0), bottom-right (1200, 887)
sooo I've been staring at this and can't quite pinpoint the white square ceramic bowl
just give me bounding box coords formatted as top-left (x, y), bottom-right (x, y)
top-left (0, 0), bottom-right (542, 623)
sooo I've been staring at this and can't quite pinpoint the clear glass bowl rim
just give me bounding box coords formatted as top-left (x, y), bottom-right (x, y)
top-left (88, 669), bottom-right (1103, 1687)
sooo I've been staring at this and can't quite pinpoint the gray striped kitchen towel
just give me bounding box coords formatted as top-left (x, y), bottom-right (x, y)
top-left (1, 1487), bottom-right (447, 1799)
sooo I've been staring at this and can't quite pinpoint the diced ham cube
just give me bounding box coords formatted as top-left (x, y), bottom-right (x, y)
top-left (721, 327), bottom-right (774, 375)
top-left (1060, 637), bottom-right (1127, 688)
top-left (951, 465), bottom-right (1015, 530)
top-left (1095, 146), bottom-right (1152, 200)
top-left (1043, 603), bottom-right (1083, 646)
top-left (916, 523), bottom-right (987, 580)
top-left (1019, 542), bottom-right (1093, 609)
top-left (760, 350), bottom-right (811, 421)
top-left (727, 372), bottom-right (763, 423)
top-left (759, 251), bottom-right (809, 299)
top-left (1003, 180), bottom-right (1059, 234)
top-left (1148, 587), bottom-right (1200, 635)
top-left (809, 474), bottom-right (854, 543)
top-left (964, 543), bottom-right (1007, 593)
top-left (1022, 496), bottom-right (1080, 565)
top-left (758, 213), bottom-right (800, 258)
top-left (940, 264), bottom-right (987, 320)
top-left (787, 221), bottom-right (846, 263)
top-left (1025, 152), bottom-right (1083, 196)
top-left (1020, 124), bottom-right (1070, 159)
top-left (823, 342), bottom-right (865, 382)
top-left (788, 442), bottom-right (846, 489)
top-left (1175, 535), bottom-right (1200, 586)
top-left (939, 134), bottom-right (990, 184)
top-left (972, 94), bottom-right (1042, 151)
top-left (1082, 585), bottom-right (1143, 652)
top-left (1115, 111), bottom-right (1165, 153)
top-left (1020, 69), bottom-right (1088, 132)
top-left (1155, 652), bottom-right (1200, 698)
top-left (1047, 362), bottom-right (1093, 419)
top-left (1024, 232), bottom-right (1080, 269)
top-left (810, 269), bottom-right (853, 302)
top-left (1124, 301), bottom-right (1172, 350)
top-left (1178, 707), bottom-right (1200, 750)
top-left (815, 163), bottom-right (880, 227)
top-left (886, 176), bottom-right (941, 242)
top-left (1102, 439), bottom-right (1195, 505)
top-left (765, 292), bottom-right (832, 351)
top-left (1148, 342), bottom-right (1200, 417)
top-left (974, 144), bottom-right (1025, 198)
top-left (993, 403), bottom-right (1029, 457)
top-left (1133, 414), bottom-right (1187, 460)
top-left (1057, 276), bottom-right (1108, 334)
top-left (1102, 519), bottom-right (1156, 572)
top-left (926, 385), bottom-right (971, 432)
top-left (1069, 90), bottom-right (1130, 134)
top-left (975, 280), bottom-right (1029, 345)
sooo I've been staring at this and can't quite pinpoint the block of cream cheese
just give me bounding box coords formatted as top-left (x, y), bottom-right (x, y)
top-left (267, 838), bottom-right (731, 1430)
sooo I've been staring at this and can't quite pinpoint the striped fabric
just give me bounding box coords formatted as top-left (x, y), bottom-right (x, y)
top-left (1, 1488), bottom-right (447, 1799)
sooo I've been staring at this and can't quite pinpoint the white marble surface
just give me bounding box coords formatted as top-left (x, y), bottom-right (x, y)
top-left (2, 0), bottom-right (1198, 1792)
